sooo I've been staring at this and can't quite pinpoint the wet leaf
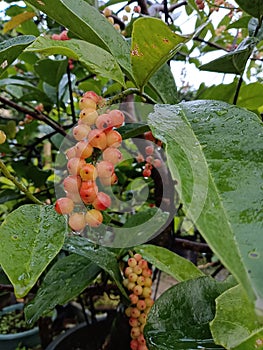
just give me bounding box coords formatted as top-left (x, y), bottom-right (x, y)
top-left (0, 205), bottom-right (66, 297)
top-left (148, 101), bottom-right (263, 311)
top-left (211, 285), bottom-right (263, 349)
top-left (25, 254), bottom-right (101, 323)
top-left (134, 244), bottom-right (204, 281)
top-left (26, 37), bottom-right (125, 86)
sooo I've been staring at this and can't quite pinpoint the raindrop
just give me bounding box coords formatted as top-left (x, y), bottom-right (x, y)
top-left (248, 250), bottom-right (260, 259)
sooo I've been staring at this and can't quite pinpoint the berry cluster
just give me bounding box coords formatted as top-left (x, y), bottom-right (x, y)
top-left (103, 7), bottom-right (121, 31)
top-left (123, 254), bottom-right (154, 350)
top-left (137, 144), bottom-right (162, 178)
top-left (51, 30), bottom-right (74, 69)
top-left (55, 91), bottom-right (125, 232)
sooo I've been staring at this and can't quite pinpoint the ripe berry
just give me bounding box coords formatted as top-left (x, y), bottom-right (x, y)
top-left (134, 253), bottom-right (142, 262)
top-left (137, 334), bottom-right (146, 345)
top-left (96, 161), bottom-right (114, 178)
top-left (59, 30), bottom-right (69, 40)
top-left (106, 129), bottom-right (122, 148)
top-left (67, 158), bottom-right (86, 176)
top-left (68, 212), bottom-right (86, 231)
top-left (133, 265), bottom-right (142, 275)
top-left (63, 175), bottom-right (81, 193)
top-left (96, 113), bottom-right (114, 130)
top-left (73, 124), bottom-right (91, 141)
top-left (145, 145), bottom-right (154, 156)
top-left (88, 129), bottom-right (107, 150)
top-left (79, 182), bottom-right (98, 204)
top-left (129, 293), bottom-right (139, 304)
top-left (85, 209), bottom-right (103, 227)
top-left (125, 266), bottom-right (133, 277)
top-left (128, 273), bottom-right (138, 283)
top-left (108, 109), bottom-right (125, 127)
top-left (51, 33), bottom-right (60, 40)
top-left (66, 146), bottom-right (76, 159)
top-left (75, 141), bottom-right (93, 159)
top-left (92, 192), bottom-right (111, 211)
top-left (55, 197), bottom-right (74, 215)
top-left (144, 131), bottom-right (155, 142)
top-left (129, 317), bottom-right (139, 327)
top-left (142, 168), bottom-right (151, 177)
top-left (130, 339), bottom-right (139, 350)
top-left (103, 7), bottom-right (112, 17)
top-left (102, 147), bottom-right (122, 164)
top-left (133, 285), bottom-right (143, 296)
top-left (138, 259), bottom-right (148, 269)
top-left (137, 300), bottom-right (146, 311)
top-left (130, 308), bottom-right (140, 318)
top-left (153, 158), bottom-right (162, 168)
top-left (137, 276), bottom-right (145, 286)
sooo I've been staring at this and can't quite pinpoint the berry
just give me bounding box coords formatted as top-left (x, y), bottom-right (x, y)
top-left (144, 131), bottom-right (155, 142)
top-left (63, 175), bottom-right (81, 193)
top-left (106, 129), bottom-right (122, 148)
top-left (0, 130), bottom-right (6, 144)
top-left (96, 161), bottom-right (114, 178)
top-left (145, 145), bottom-right (154, 156)
top-left (125, 5), bottom-right (131, 12)
top-left (73, 124), bottom-right (91, 141)
top-left (79, 108), bottom-right (98, 125)
top-left (133, 285), bottom-right (143, 296)
top-left (99, 172), bottom-right (118, 186)
top-left (92, 192), bottom-right (111, 210)
top-left (131, 326), bottom-right (141, 339)
top-left (129, 294), bottom-right (139, 304)
top-left (66, 146), bottom-right (76, 159)
top-left (128, 273), bottom-right (138, 283)
top-left (83, 91), bottom-right (101, 104)
top-left (128, 258), bottom-right (137, 268)
top-left (85, 209), bottom-right (103, 227)
top-left (102, 147), bottom-right (122, 164)
top-left (142, 169), bottom-right (151, 177)
top-left (136, 300), bottom-right (146, 311)
top-left (142, 287), bottom-right (151, 298)
top-left (130, 308), bottom-right (140, 318)
top-left (130, 339), bottom-right (139, 350)
top-left (134, 253), bottom-right (142, 262)
top-left (79, 163), bottom-right (97, 181)
top-left (55, 197), bottom-right (74, 215)
top-left (153, 159), bottom-right (162, 168)
top-left (79, 182), bottom-right (98, 204)
top-left (68, 212), bottom-right (86, 231)
top-left (79, 97), bottom-right (97, 110)
top-left (75, 141), bottom-right (93, 159)
top-left (67, 158), bottom-right (86, 176)
top-left (103, 7), bottom-right (112, 17)
top-left (129, 317), bottom-right (139, 327)
top-left (88, 129), bottom-right (107, 150)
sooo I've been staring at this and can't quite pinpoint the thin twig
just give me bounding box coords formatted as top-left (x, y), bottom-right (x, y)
top-left (66, 65), bottom-right (76, 124)
top-left (106, 88), bottom-right (157, 105)
top-left (233, 75), bottom-right (243, 105)
top-left (0, 160), bottom-right (43, 205)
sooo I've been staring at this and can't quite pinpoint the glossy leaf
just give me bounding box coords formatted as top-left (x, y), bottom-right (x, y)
top-left (26, 37), bottom-right (125, 86)
top-left (0, 35), bottom-right (35, 76)
top-left (148, 101), bottom-right (263, 310)
top-left (34, 58), bottom-right (68, 87)
top-left (131, 17), bottom-right (189, 89)
top-left (235, 0), bottom-right (263, 18)
top-left (211, 285), bottom-right (263, 349)
top-left (145, 276), bottom-right (234, 349)
top-left (63, 236), bottom-right (128, 299)
top-left (25, 254), bottom-right (101, 324)
top-left (26, 0), bottom-right (132, 76)
top-left (134, 244), bottom-right (204, 281)
top-left (0, 205), bottom-right (66, 297)
top-left (3, 12), bottom-right (35, 33)
top-left (199, 37), bottom-right (259, 74)
top-left (148, 63), bottom-right (178, 104)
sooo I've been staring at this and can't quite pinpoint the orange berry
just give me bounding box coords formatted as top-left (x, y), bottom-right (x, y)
top-left (106, 129), bottom-right (122, 148)
top-left (102, 147), bottom-right (122, 164)
top-left (88, 129), bottom-right (107, 150)
top-left (108, 109), bottom-right (125, 127)
top-left (133, 285), bottom-right (143, 296)
top-left (130, 307), bottom-right (141, 318)
top-left (130, 326), bottom-right (141, 339)
top-left (67, 158), bottom-right (86, 176)
top-left (79, 108), bottom-right (98, 125)
top-left (133, 265), bottom-right (142, 275)
top-left (134, 253), bottom-right (142, 262)
top-left (96, 113), bottom-right (114, 130)
top-left (92, 192), bottom-right (111, 210)
top-left (137, 300), bottom-right (146, 311)
top-left (85, 209), bottom-right (103, 227)
top-left (83, 91), bottom-right (101, 104)
top-left (79, 163), bottom-right (97, 181)
top-left (75, 141), bottom-right (93, 159)
top-left (128, 272), bottom-right (138, 283)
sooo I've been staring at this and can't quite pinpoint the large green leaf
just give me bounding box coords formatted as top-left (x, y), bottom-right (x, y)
top-left (26, 37), bottom-right (125, 86)
top-left (0, 35), bottom-right (35, 76)
top-left (235, 0), bottom-right (263, 18)
top-left (26, 0), bottom-right (132, 76)
top-left (211, 285), bottom-right (263, 349)
top-left (25, 254), bottom-right (101, 324)
top-left (148, 101), bottom-right (263, 311)
top-left (131, 17), bottom-right (189, 89)
top-left (63, 236), bottom-right (128, 299)
top-left (134, 244), bottom-right (203, 281)
top-left (0, 205), bottom-right (66, 297)
top-left (34, 58), bottom-right (68, 87)
top-left (199, 37), bottom-right (258, 74)
top-left (145, 276), bottom-right (234, 349)
top-left (148, 63), bottom-right (178, 104)
top-left (237, 82), bottom-right (263, 110)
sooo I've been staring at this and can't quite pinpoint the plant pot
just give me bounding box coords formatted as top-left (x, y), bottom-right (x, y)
top-left (0, 303), bottom-right (40, 350)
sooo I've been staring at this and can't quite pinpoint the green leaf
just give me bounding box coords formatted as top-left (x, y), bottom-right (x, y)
top-left (118, 123), bottom-right (150, 139)
top-left (0, 205), bottom-right (66, 297)
top-left (34, 58), bottom-right (68, 87)
top-left (235, 0), bottom-right (263, 18)
top-left (197, 81), bottom-right (236, 103)
top-left (237, 82), bottom-right (263, 110)
top-left (0, 35), bottom-right (35, 76)
top-left (131, 17), bottom-right (189, 89)
top-left (199, 37), bottom-right (258, 74)
top-left (211, 285), bottom-right (263, 350)
top-left (25, 254), bottom-right (101, 324)
top-left (26, 37), bottom-right (125, 86)
top-left (145, 276), bottom-right (233, 349)
top-left (227, 16), bottom-right (251, 30)
top-left (26, 0), bottom-right (132, 77)
top-left (148, 101), bottom-right (263, 310)
top-left (148, 63), bottom-right (178, 104)
top-left (134, 244), bottom-right (204, 281)
top-left (63, 236), bottom-right (128, 299)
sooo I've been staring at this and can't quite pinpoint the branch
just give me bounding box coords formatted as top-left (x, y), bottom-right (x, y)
top-left (193, 36), bottom-right (228, 51)
top-left (0, 159), bottom-right (43, 205)
top-left (106, 88), bottom-right (157, 105)
top-left (0, 96), bottom-right (67, 136)
top-left (175, 238), bottom-right (211, 253)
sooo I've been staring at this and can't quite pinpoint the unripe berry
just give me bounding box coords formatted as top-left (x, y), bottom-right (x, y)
top-left (130, 326), bottom-right (141, 339)
top-left (125, 307), bottom-right (132, 317)
top-left (88, 129), bottom-right (107, 150)
top-left (73, 124), bottom-right (91, 141)
top-left (128, 258), bottom-right (137, 268)
top-left (145, 297), bottom-right (154, 307)
top-left (103, 7), bottom-right (112, 17)
top-left (129, 317), bottom-right (139, 327)
top-left (125, 266), bottom-right (133, 277)
top-left (79, 108), bottom-right (98, 125)
top-left (125, 5), bottom-right (131, 12)
top-left (96, 113), bottom-right (114, 130)
top-left (128, 272), bottom-right (138, 283)
top-left (55, 197), bottom-right (74, 214)
top-left (142, 287), bottom-right (152, 298)
top-left (144, 277), bottom-right (152, 287)
top-left (75, 141), bottom-right (93, 159)
top-left (128, 282), bottom-right (136, 291)
top-left (133, 265), bottom-right (142, 275)
top-left (92, 191), bottom-right (111, 211)
top-left (102, 147), bottom-right (122, 164)
top-left (130, 308), bottom-right (140, 318)
top-left (63, 175), bottom-right (81, 193)
top-left (107, 17), bottom-right (114, 24)
top-left (137, 276), bottom-right (145, 286)
top-left (137, 299), bottom-right (146, 311)
top-left (133, 285), bottom-right (143, 296)
top-left (79, 163), bottom-right (97, 181)
top-left (138, 313), bottom-right (147, 324)
top-left (123, 278), bottom-right (129, 288)
top-left (67, 158), bottom-right (86, 176)
top-left (96, 161), bottom-right (114, 178)
top-left (106, 129), bottom-right (122, 148)
top-left (79, 97), bottom-right (97, 110)
top-left (68, 212), bottom-right (86, 231)
top-left (113, 23), bottom-right (120, 31)
top-left (0, 130), bottom-right (6, 144)
top-left (85, 209), bottom-right (103, 227)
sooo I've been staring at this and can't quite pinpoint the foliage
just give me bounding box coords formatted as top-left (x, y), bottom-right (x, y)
top-left (0, 0), bottom-right (262, 349)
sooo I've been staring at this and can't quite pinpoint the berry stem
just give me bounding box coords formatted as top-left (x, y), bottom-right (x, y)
top-left (107, 88), bottom-right (157, 105)
top-left (0, 160), bottom-right (43, 205)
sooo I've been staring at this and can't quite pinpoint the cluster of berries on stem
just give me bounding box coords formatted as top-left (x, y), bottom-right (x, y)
top-left (54, 91), bottom-right (125, 232)
top-left (123, 253), bottom-right (154, 350)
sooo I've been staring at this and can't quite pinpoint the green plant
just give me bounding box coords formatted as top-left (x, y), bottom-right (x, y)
top-left (0, 0), bottom-right (262, 349)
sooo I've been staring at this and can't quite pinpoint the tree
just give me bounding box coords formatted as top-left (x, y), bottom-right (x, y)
top-left (0, 0), bottom-right (262, 349)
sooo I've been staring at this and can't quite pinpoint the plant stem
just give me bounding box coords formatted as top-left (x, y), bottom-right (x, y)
top-left (233, 75), bottom-right (243, 105)
top-left (67, 65), bottom-right (76, 124)
top-left (0, 160), bottom-right (43, 205)
top-left (107, 88), bottom-right (157, 105)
